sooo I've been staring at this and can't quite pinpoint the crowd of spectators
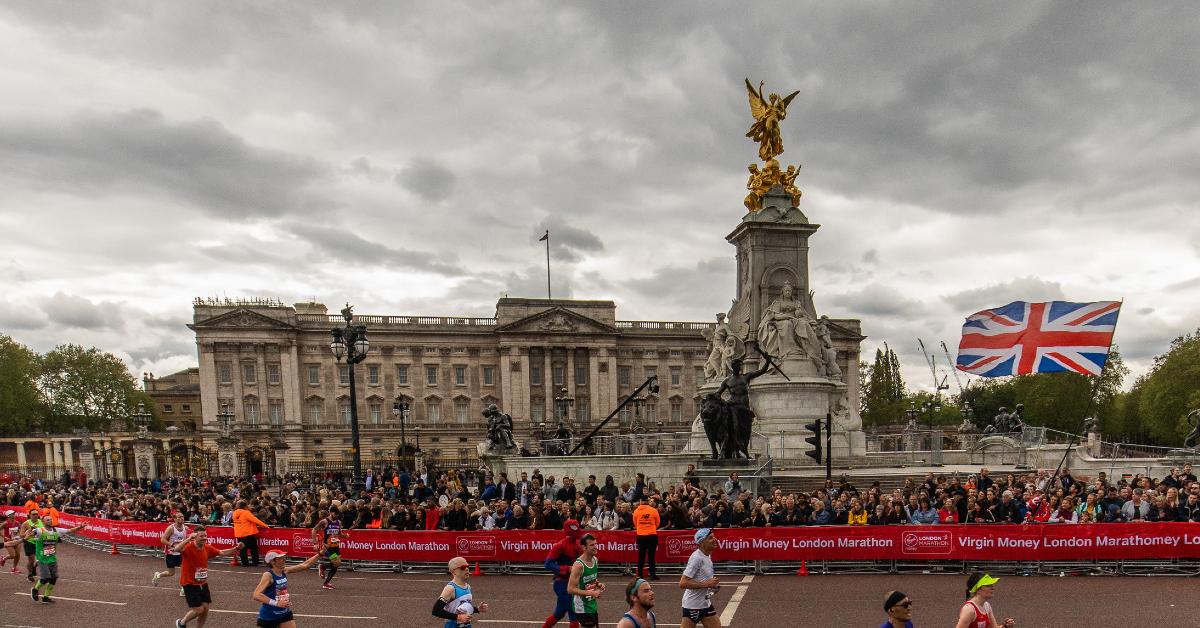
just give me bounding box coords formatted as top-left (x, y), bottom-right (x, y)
top-left (4, 462), bottom-right (1199, 533)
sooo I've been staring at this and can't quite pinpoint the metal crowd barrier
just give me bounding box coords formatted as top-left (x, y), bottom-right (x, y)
top-left (64, 535), bottom-right (1200, 577)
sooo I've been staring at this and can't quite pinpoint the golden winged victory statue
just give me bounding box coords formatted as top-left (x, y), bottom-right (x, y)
top-left (743, 78), bottom-right (803, 212)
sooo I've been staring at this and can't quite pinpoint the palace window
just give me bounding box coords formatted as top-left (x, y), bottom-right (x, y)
top-left (618, 366), bottom-right (631, 388)
top-left (455, 398), bottom-right (469, 424)
top-left (553, 366), bottom-right (565, 387)
top-left (670, 366), bottom-right (681, 387)
top-left (643, 366), bottom-right (657, 382)
top-left (426, 365), bottom-right (438, 386)
top-left (245, 400), bottom-right (259, 425)
top-left (338, 366), bottom-right (349, 386)
top-left (694, 367), bottom-right (705, 384)
top-left (308, 402), bottom-right (322, 423)
top-left (482, 366), bottom-right (495, 386)
top-left (454, 366), bottom-right (466, 386)
top-left (218, 363), bottom-right (232, 384)
top-left (243, 364), bottom-right (257, 384)
top-left (530, 365), bottom-right (542, 386)
top-left (269, 401), bottom-right (283, 425)
top-left (163, 404), bottom-right (173, 414)
top-left (340, 400), bottom-right (351, 424)
top-left (307, 365), bottom-right (320, 385)
top-left (397, 364), bottom-right (410, 385)
top-left (671, 400), bottom-right (682, 423)
top-left (368, 365), bottom-right (380, 385)
top-left (426, 399), bottom-right (441, 423)
top-left (576, 365), bottom-right (588, 386)
top-left (369, 402), bottom-right (381, 424)
top-left (268, 364), bottom-right (281, 385)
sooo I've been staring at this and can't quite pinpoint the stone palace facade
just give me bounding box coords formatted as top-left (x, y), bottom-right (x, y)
top-left (190, 297), bottom-right (863, 468)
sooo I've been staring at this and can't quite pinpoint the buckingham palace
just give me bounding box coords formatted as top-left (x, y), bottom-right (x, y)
top-left (189, 296), bottom-right (862, 471)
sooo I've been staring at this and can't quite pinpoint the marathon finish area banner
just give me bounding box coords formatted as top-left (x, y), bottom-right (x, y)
top-left (24, 512), bottom-right (1200, 563)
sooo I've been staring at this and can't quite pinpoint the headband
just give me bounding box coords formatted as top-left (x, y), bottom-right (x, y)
top-left (884, 590), bottom-right (907, 612)
top-left (631, 578), bottom-right (647, 595)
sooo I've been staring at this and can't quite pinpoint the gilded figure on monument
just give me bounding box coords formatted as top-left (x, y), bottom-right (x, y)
top-left (745, 79), bottom-right (800, 162)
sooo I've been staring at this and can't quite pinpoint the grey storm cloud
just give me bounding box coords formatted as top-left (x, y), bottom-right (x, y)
top-left (40, 292), bottom-right (126, 331)
top-left (0, 300), bottom-right (48, 331)
top-left (533, 218), bottom-right (605, 264)
top-left (395, 159), bottom-right (458, 203)
top-left (286, 223), bottom-right (463, 276)
top-left (826, 284), bottom-right (928, 320)
top-left (941, 277), bottom-right (1065, 312)
top-left (0, 109), bottom-right (329, 219)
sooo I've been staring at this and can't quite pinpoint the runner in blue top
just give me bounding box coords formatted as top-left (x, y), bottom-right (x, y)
top-left (251, 548), bottom-right (320, 628)
top-left (616, 578), bottom-right (657, 628)
top-left (432, 556), bottom-right (490, 628)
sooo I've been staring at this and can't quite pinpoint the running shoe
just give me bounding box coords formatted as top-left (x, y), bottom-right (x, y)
top-left (31, 586), bottom-right (39, 602)
top-left (176, 619), bottom-right (185, 628)
top-left (322, 583), bottom-right (335, 590)
top-left (152, 571), bottom-right (162, 586)
top-left (41, 597), bottom-right (54, 604)
top-left (27, 573), bottom-right (35, 582)
top-left (10, 566), bottom-right (18, 574)
top-left (179, 587), bottom-right (185, 597)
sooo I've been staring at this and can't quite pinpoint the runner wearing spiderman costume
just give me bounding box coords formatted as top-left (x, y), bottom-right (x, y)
top-left (541, 519), bottom-right (583, 628)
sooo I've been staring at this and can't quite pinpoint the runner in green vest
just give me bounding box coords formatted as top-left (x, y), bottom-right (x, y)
top-left (567, 533), bottom-right (605, 628)
top-left (28, 521), bottom-right (85, 604)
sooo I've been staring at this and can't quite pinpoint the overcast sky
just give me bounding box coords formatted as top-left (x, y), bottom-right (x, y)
top-left (1, 2), bottom-right (1197, 394)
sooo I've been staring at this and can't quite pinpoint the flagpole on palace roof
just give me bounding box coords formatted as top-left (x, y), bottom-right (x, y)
top-left (540, 229), bottom-right (551, 299)
top-left (1044, 298), bottom-right (1125, 490)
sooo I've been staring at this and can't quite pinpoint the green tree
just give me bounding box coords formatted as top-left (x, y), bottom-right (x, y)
top-left (1135, 329), bottom-right (1200, 445)
top-left (0, 335), bottom-right (45, 434)
top-left (38, 344), bottom-right (147, 432)
top-left (861, 346), bottom-right (909, 426)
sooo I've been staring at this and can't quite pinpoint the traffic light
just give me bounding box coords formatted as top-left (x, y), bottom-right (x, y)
top-left (804, 419), bottom-right (823, 464)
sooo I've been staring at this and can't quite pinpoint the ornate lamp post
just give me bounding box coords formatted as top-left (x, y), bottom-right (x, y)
top-left (217, 403), bottom-right (235, 437)
top-left (554, 387), bottom-right (575, 426)
top-left (922, 399), bottom-right (942, 432)
top-left (392, 398), bottom-right (411, 470)
top-left (132, 402), bottom-right (153, 439)
top-left (330, 304), bottom-right (369, 491)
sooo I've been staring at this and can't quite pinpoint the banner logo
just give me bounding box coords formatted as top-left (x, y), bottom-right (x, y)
top-left (901, 531), bottom-right (953, 555)
top-left (455, 536), bottom-right (497, 558)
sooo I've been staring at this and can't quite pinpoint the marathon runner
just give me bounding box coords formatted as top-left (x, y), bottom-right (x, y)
top-left (956, 573), bottom-right (1015, 628)
top-left (2, 510), bottom-right (20, 572)
top-left (18, 507), bottom-right (44, 582)
top-left (679, 528), bottom-right (721, 628)
top-left (541, 519), bottom-right (584, 628)
top-left (251, 548), bottom-right (320, 628)
top-left (567, 534), bottom-right (605, 628)
top-left (311, 508), bottom-right (346, 590)
top-left (173, 526), bottom-right (244, 628)
top-left (153, 512), bottom-right (190, 596)
top-left (28, 520), bottom-right (86, 604)
top-left (432, 556), bottom-right (490, 627)
top-left (616, 578), bottom-right (658, 628)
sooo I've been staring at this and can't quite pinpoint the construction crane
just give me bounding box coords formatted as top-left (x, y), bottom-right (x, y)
top-left (917, 338), bottom-right (949, 398)
top-left (940, 340), bottom-right (969, 396)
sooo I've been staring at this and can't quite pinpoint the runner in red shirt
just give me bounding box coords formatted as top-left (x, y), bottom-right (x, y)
top-left (955, 573), bottom-right (1014, 628)
top-left (173, 526), bottom-right (243, 628)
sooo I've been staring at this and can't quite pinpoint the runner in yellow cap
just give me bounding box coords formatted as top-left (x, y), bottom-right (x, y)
top-left (955, 572), bottom-right (1014, 628)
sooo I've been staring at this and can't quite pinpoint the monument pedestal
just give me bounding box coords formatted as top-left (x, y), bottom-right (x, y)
top-left (78, 448), bottom-right (97, 482)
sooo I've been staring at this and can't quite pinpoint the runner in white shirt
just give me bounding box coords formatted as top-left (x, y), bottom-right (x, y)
top-left (678, 528), bottom-right (721, 628)
top-left (153, 512), bottom-right (190, 597)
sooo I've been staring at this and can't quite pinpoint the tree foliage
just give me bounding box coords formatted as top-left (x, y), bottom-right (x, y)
top-left (1128, 329), bottom-right (1200, 445)
top-left (38, 343), bottom-right (147, 433)
top-left (0, 336), bottom-right (43, 433)
top-left (861, 346), bottom-right (909, 426)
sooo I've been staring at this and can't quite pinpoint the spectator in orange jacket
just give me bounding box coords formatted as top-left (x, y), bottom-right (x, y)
top-left (232, 500), bottom-right (268, 566)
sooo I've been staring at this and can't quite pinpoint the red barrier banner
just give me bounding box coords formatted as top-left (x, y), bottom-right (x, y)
top-left (21, 512), bottom-right (1200, 563)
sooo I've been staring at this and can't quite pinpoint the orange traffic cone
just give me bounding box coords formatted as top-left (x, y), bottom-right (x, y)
top-left (796, 560), bottom-right (809, 576)
top-left (110, 542), bottom-right (120, 555)
top-left (472, 562), bottom-right (483, 576)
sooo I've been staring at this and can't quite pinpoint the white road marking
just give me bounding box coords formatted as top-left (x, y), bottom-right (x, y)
top-left (210, 609), bottom-right (377, 619)
top-left (11, 592), bottom-right (126, 605)
top-left (5, 624), bottom-right (46, 628)
top-left (719, 574), bottom-right (753, 626)
top-left (477, 622), bottom-right (680, 626)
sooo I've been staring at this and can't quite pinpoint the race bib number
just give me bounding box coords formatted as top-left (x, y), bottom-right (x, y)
top-left (42, 543), bottom-right (56, 556)
top-left (277, 592), bottom-right (290, 608)
top-left (195, 568), bottom-right (208, 581)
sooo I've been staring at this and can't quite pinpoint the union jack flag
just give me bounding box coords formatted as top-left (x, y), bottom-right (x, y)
top-left (956, 300), bottom-right (1121, 377)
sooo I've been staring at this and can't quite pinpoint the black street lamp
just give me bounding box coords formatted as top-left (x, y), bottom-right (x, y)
top-left (330, 304), bottom-right (370, 491)
top-left (217, 403), bottom-right (235, 437)
top-left (392, 398), bottom-right (411, 471)
top-left (131, 402), bottom-right (153, 439)
top-left (554, 387), bottom-right (575, 426)
top-left (922, 399), bottom-right (942, 433)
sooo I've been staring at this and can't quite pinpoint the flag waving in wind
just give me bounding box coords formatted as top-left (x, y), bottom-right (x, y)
top-left (957, 300), bottom-right (1121, 377)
